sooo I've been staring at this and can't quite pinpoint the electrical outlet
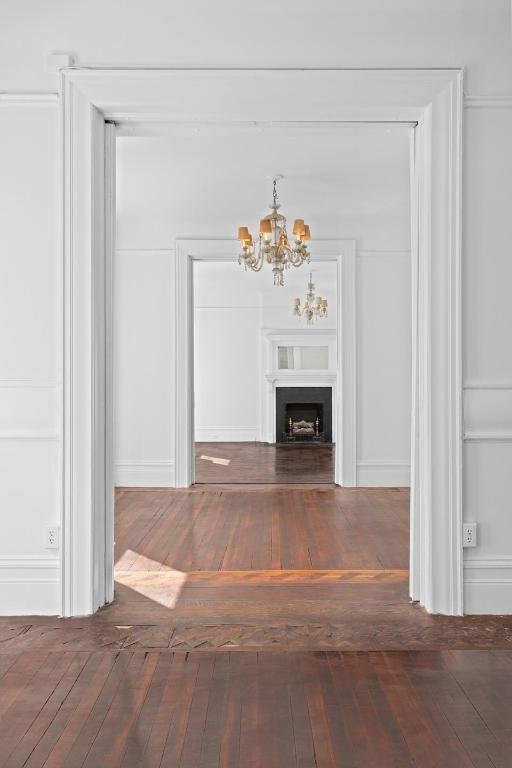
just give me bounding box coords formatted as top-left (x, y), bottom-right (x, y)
top-left (45, 525), bottom-right (60, 550)
top-left (463, 522), bottom-right (477, 548)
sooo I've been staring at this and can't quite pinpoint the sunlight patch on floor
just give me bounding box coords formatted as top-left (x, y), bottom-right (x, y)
top-left (115, 549), bottom-right (178, 570)
top-left (114, 550), bottom-right (187, 608)
top-left (200, 454), bottom-right (231, 466)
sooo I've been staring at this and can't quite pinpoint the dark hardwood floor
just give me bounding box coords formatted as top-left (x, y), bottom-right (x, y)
top-left (195, 441), bottom-right (335, 484)
top-left (1, 486), bottom-right (512, 766)
top-left (1, 649), bottom-right (512, 767)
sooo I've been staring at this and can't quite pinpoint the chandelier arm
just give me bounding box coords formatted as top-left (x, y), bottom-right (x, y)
top-left (288, 250), bottom-right (309, 267)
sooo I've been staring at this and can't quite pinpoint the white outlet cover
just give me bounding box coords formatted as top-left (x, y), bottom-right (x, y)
top-left (462, 522), bottom-right (477, 547)
top-left (45, 525), bottom-right (60, 549)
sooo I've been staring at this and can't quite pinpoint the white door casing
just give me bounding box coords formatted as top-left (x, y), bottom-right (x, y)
top-left (174, 239), bottom-right (356, 490)
top-left (60, 68), bottom-right (463, 616)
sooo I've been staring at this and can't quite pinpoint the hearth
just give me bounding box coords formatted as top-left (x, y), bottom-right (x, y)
top-left (275, 386), bottom-right (333, 444)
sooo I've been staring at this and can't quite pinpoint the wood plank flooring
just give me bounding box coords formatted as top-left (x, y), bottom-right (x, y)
top-left (114, 486), bottom-right (409, 571)
top-left (1, 650), bottom-right (512, 766)
top-left (2, 486), bottom-right (512, 765)
top-left (195, 441), bottom-right (335, 484)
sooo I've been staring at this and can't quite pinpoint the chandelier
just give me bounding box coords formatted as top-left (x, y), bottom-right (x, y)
top-left (293, 272), bottom-right (328, 326)
top-left (236, 176), bottom-right (311, 286)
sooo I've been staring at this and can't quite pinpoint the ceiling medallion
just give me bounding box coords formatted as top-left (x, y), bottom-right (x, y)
top-left (293, 272), bottom-right (328, 326)
top-left (236, 176), bottom-right (311, 286)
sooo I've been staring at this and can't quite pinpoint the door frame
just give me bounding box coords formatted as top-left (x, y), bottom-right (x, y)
top-left (60, 67), bottom-right (463, 616)
top-left (174, 239), bottom-right (356, 488)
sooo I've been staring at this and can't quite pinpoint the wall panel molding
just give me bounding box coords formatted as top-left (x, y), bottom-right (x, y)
top-left (0, 556), bottom-right (60, 616)
top-left (463, 387), bottom-right (512, 440)
top-left (464, 431), bottom-right (512, 442)
top-left (358, 250), bottom-right (411, 257)
top-left (464, 96), bottom-right (512, 109)
top-left (464, 556), bottom-right (512, 614)
top-left (463, 381), bottom-right (512, 390)
top-left (0, 378), bottom-right (59, 388)
top-left (0, 92), bottom-right (58, 105)
top-left (0, 430), bottom-right (59, 441)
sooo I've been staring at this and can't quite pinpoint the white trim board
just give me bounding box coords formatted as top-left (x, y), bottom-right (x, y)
top-left (115, 460), bottom-right (175, 487)
top-left (60, 67), bottom-right (463, 617)
top-left (195, 427), bottom-right (259, 442)
top-left (356, 461), bottom-right (411, 487)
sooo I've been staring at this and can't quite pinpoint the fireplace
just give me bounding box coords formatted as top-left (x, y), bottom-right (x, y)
top-left (275, 386), bottom-right (333, 444)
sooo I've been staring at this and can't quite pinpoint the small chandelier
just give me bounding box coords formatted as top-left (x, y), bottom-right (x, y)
top-left (293, 272), bottom-right (328, 326)
top-left (236, 176), bottom-right (311, 286)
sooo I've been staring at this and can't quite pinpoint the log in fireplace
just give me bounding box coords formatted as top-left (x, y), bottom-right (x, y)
top-left (275, 386), bottom-right (333, 444)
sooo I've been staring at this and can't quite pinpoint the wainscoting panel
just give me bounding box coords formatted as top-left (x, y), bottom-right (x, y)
top-left (463, 439), bottom-right (512, 613)
top-left (464, 386), bottom-right (512, 440)
top-left (0, 556), bottom-right (60, 615)
top-left (464, 557), bottom-right (512, 614)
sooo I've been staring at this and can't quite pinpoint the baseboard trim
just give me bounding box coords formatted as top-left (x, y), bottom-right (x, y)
top-left (195, 428), bottom-right (259, 442)
top-left (115, 460), bottom-right (175, 487)
top-left (0, 556), bottom-right (60, 615)
top-left (356, 461), bottom-right (410, 487)
top-left (464, 557), bottom-right (512, 614)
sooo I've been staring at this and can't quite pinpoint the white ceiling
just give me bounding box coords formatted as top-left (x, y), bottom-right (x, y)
top-left (116, 122), bottom-right (411, 245)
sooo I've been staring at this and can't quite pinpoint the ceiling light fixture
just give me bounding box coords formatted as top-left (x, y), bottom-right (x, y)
top-left (292, 272), bottom-right (328, 326)
top-left (236, 176), bottom-right (311, 286)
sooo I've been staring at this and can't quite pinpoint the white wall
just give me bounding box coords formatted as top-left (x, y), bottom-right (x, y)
top-left (357, 252), bottom-right (411, 486)
top-left (1, 0), bottom-right (511, 614)
top-left (113, 250), bottom-right (175, 486)
top-left (194, 308), bottom-right (261, 442)
top-left (0, 103), bottom-right (60, 613)
top-left (462, 105), bottom-right (512, 613)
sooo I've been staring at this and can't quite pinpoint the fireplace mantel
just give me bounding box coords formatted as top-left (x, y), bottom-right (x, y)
top-left (260, 330), bottom-right (337, 444)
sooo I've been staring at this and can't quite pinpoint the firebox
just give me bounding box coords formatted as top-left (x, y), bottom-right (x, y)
top-left (275, 386), bottom-right (333, 444)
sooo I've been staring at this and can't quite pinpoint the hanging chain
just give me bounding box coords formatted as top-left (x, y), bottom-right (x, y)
top-left (273, 178), bottom-right (278, 205)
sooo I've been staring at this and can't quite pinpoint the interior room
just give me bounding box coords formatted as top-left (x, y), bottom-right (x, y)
top-left (114, 123), bottom-right (413, 488)
top-left (193, 259), bottom-right (338, 484)
top-left (2, 2), bottom-right (512, 764)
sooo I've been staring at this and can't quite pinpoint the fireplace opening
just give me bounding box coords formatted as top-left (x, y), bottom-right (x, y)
top-left (275, 386), bottom-right (333, 444)
top-left (285, 403), bottom-right (324, 441)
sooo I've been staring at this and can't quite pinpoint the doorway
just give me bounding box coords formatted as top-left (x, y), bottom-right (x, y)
top-left (60, 67), bottom-right (463, 617)
top-left (192, 259), bottom-right (339, 485)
